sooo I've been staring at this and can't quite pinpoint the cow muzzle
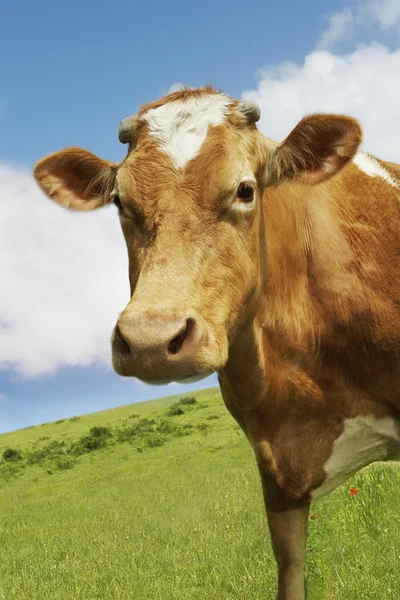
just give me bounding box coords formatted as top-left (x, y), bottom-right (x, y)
top-left (111, 310), bottom-right (224, 384)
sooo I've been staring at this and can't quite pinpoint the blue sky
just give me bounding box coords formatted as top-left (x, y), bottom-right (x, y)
top-left (1, 0), bottom-right (400, 432)
top-left (1, 0), bottom-right (349, 167)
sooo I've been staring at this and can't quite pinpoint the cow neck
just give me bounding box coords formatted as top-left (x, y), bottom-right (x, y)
top-left (219, 176), bottom-right (341, 414)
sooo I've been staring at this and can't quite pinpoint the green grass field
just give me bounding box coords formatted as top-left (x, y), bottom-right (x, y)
top-left (1, 386), bottom-right (399, 599)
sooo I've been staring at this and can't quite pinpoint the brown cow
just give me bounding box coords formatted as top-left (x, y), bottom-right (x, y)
top-left (34, 86), bottom-right (400, 600)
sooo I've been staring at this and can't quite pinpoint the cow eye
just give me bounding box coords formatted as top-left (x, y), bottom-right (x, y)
top-left (236, 183), bottom-right (254, 202)
top-left (113, 195), bottom-right (123, 213)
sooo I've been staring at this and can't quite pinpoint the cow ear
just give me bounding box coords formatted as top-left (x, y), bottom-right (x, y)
top-left (267, 114), bottom-right (362, 186)
top-left (34, 148), bottom-right (117, 210)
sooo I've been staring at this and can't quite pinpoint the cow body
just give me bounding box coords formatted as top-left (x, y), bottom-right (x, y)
top-left (222, 154), bottom-right (400, 502)
top-left (34, 87), bottom-right (400, 599)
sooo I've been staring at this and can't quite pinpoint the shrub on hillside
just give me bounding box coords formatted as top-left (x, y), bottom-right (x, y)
top-left (117, 418), bottom-right (175, 445)
top-left (167, 396), bottom-right (197, 416)
top-left (197, 421), bottom-right (210, 432)
top-left (2, 448), bottom-right (22, 462)
top-left (145, 433), bottom-right (166, 448)
top-left (72, 426), bottom-right (112, 455)
top-left (90, 426), bottom-right (112, 438)
top-left (54, 457), bottom-right (75, 470)
top-left (167, 404), bottom-right (185, 416)
top-left (116, 426), bottom-right (137, 442)
top-left (178, 396), bottom-right (197, 406)
top-left (157, 420), bottom-right (177, 435)
top-left (176, 423), bottom-right (194, 437)
top-left (0, 462), bottom-right (25, 481)
top-left (73, 428), bottom-right (111, 454)
top-left (135, 418), bottom-right (157, 432)
top-left (27, 440), bottom-right (67, 465)
top-left (116, 418), bottom-right (158, 442)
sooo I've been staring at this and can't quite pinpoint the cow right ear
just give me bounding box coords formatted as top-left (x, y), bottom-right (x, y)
top-left (34, 148), bottom-right (117, 210)
top-left (266, 113), bottom-right (362, 186)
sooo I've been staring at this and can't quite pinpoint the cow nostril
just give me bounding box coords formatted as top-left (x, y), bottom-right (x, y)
top-left (168, 318), bottom-right (195, 355)
top-left (114, 324), bottom-right (130, 355)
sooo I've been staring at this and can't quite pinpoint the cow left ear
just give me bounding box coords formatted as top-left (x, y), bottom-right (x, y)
top-left (267, 114), bottom-right (362, 186)
top-left (34, 148), bottom-right (117, 210)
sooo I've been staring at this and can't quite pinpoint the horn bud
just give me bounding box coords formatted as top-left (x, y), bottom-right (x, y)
top-left (238, 100), bottom-right (261, 123)
top-left (119, 116), bottom-right (139, 144)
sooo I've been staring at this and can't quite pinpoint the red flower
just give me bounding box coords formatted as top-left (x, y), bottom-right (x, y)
top-left (349, 487), bottom-right (359, 496)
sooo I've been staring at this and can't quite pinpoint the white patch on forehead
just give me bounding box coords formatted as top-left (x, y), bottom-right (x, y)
top-left (353, 152), bottom-right (398, 188)
top-left (141, 94), bottom-right (232, 169)
top-left (312, 415), bottom-right (400, 500)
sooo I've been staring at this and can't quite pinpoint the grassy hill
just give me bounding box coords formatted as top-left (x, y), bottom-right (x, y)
top-left (1, 386), bottom-right (399, 599)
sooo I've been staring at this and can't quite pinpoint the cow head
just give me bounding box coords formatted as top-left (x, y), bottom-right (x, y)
top-left (34, 87), bottom-right (361, 384)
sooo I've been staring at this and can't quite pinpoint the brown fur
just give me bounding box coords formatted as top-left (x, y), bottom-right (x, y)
top-left (34, 87), bottom-right (400, 599)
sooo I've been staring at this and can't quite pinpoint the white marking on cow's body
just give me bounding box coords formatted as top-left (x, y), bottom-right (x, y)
top-left (141, 94), bottom-right (232, 169)
top-left (353, 152), bottom-right (398, 188)
top-left (312, 415), bottom-right (400, 500)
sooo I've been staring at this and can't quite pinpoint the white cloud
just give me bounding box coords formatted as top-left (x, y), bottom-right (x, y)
top-left (317, 9), bottom-right (354, 50)
top-left (0, 166), bottom-right (129, 377)
top-left (363, 0), bottom-right (400, 30)
top-left (317, 0), bottom-right (400, 49)
top-left (243, 44), bottom-right (400, 161)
